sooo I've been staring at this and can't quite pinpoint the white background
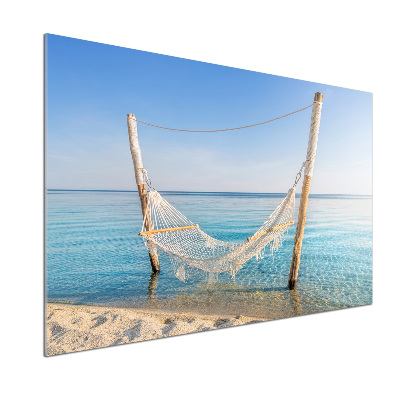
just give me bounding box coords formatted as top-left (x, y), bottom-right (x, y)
top-left (1, 1), bottom-right (398, 399)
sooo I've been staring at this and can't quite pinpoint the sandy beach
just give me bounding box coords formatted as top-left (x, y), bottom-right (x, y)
top-left (46, 303), bottom-right (266, 356)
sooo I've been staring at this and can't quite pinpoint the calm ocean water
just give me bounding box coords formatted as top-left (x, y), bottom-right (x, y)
top-left (46, 190), bottom-right (372, 319)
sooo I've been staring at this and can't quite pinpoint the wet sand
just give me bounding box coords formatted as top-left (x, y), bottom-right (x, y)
top-left (46, 303), bottom-right (266, 356)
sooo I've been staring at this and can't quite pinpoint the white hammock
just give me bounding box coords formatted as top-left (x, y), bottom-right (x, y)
top-left (128, 96), bottom-right (323, 283)
top-left (139, 186), bottom-right (296, 281)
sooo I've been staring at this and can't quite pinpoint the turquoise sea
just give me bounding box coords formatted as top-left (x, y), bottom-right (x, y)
top-left (46, 190), bottom-right (372, 319)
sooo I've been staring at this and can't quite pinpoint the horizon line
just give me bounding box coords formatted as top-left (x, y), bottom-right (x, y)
top-left (46, 188), bottom-right (372, 196)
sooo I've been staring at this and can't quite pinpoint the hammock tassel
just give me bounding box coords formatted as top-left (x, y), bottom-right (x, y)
top-left (175, 264), bottom-right (186, 282)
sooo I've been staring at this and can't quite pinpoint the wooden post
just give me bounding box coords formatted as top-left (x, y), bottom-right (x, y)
top-left (288, 92), bottom-right (323, 289)
top-left (127, 114), bottom-right (160, 272)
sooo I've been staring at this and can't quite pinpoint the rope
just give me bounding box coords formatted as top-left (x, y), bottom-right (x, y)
top-left (133, 104), bottom-right (313, 133)
top-left (292, 160), bottom-right (309, 188)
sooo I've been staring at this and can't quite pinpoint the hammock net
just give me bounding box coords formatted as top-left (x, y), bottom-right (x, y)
top-left (139, 186), bottom-right (296, 281)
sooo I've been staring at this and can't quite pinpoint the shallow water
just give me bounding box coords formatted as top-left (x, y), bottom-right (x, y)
top-left (46, 190), bottom-right (372, 319)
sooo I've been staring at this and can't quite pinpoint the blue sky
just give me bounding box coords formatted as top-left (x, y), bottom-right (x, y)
top-left (46, 34), bottom-right (372, 194)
